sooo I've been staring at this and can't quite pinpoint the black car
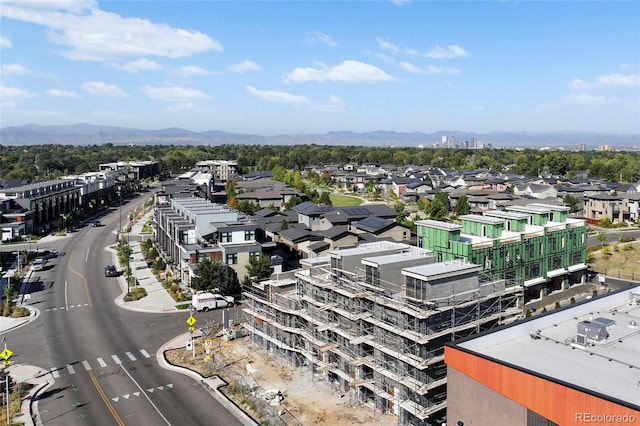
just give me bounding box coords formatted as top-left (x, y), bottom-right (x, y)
top-left (104, 265), bottom-right (118, 277)
top-left (93, 220), bottom-right (101, 227)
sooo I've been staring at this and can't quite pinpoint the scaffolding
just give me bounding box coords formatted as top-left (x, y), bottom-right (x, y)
top-left (242, 257), bottom-right (523, 426)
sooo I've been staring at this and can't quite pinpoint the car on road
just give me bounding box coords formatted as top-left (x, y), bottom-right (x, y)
top-left (92, 220), bottom-right (101, 227)
top-left (104, 265), bottom-right (118, 277)
top-left (31, 258), bottom-right (47, 271)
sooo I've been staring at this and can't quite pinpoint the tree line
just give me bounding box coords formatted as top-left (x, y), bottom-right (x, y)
top-left (1, 143), bottom-right (639, 183)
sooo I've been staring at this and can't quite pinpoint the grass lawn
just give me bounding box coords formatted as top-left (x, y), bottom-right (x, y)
top-left (589, 242), bottom-right (640, 279)
top-left (330, 194), bottom-right (363, 207)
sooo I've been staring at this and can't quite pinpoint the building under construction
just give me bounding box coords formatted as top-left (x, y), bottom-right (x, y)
top-left (242, 241), bottom-right (523, 425)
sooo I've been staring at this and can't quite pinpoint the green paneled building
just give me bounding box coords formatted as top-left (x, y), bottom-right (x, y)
top-left (416, 203), bottom-right (588, 300)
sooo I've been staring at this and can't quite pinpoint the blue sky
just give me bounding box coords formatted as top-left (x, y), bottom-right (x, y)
top-left (1, 0), bottom-right (639, 136)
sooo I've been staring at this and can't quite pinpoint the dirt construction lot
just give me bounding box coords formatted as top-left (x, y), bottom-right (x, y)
top-left (165, 330), bottom-right (397, 426)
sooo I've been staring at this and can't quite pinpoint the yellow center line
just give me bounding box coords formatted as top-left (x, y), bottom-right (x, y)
top-left (89, 370), bottom-right (125, 426)
top-left (67, 250), bottom-right (94, 307)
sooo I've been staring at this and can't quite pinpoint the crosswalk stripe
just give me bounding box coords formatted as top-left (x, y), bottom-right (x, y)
top-left (97, 357), bottom-right (107, 368)
top-left (125, 352), bottom-right (136, 361)
top-left (51, 368), bottom-right (60, 379)
top-left (140, 349), bottom-right (151, 358)
top-left (111, 355), bottom-right (122, 365)
top-left (67, 364), bottom-right (75, 375)
top-left (82, 360), bottom-right (92, 371)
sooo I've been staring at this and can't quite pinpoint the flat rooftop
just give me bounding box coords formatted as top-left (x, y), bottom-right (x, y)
top-left (456, 286), bottom-right (640, 409)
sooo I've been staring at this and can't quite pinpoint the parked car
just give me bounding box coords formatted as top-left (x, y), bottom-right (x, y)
top-left (104, 265), bottom-right (118, 277)
top-left (92, 220), bottom-right (101, 227)
top-left (191, 292), bottom-right (235, 312)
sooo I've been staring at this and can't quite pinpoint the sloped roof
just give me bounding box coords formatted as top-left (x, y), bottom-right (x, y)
top-left (317, 225), bottom-right (352, 240)
top-left (354, 217), bottom-right (395, 233)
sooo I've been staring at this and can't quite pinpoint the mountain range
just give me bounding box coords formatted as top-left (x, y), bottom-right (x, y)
top-left (1, 123), bottom-right (638, 149)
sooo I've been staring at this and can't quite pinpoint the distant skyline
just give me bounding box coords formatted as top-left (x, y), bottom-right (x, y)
top-left (1, 1), bottom-right (639, 136)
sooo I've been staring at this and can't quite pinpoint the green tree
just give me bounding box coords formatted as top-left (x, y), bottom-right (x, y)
top-left (191, 258), bottom-right (240, 294)
top-left (394, 203), bottom-right (408, 222)
top-left (246, 254), bottom-right (273, 280)
top-left (318, 191), bottom-right (332, 205)
top-left (563, 195), bottom-right (580, 213)
top-left (427, 192), bottom-right (451, 221)
top-left (596, 231), bottom-right (607, 246)
top-left (236, 200), bottom-right (260, 215)
top-left (455, 195), bottom-right (470, 216)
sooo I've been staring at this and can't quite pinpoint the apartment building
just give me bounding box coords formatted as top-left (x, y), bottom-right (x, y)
top-left (0, 179), bottom-right (81, 233)
top-left (446, 286), bottom-right (640, 425)
top-left (242, 241), bottom-right (522, 426)
top-left (415, 203), bottom-right (588, 302)
top-left (584, 193), bottom-right (631, 224)
top-left (154, 197), bottom-right (261, 284)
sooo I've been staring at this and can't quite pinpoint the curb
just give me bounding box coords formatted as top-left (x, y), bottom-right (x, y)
top-left (157, 334), bottom-right (259, 426)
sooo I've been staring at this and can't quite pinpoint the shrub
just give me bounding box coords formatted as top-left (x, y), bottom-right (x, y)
top-left (525, 308), bottom-right (532, 318)
top-left (554, 301), bottom-right (561, 309)
top-left (570, 297), bottom-right (576, 304)
top-left (129, 287), bottom-right (147, 301)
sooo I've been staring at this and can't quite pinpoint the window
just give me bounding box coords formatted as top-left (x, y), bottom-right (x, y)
top-left (249, 251), bottom-right (260, 259)
top-left (226, 253), bottom-right (238, 264)
top-left (245, 229), bottom-right (256, 241)
top-left (220, 232), bottom-right (232, 243)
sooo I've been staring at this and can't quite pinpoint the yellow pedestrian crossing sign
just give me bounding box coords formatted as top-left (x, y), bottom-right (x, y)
top-left (0, 348), bottom-right (13, 360)
top-left (1, 360), bottom-right (10, 366)
top-left (186, 316), bottom-right (196, 326)
top-left (188, 325), bottom-right (195, 332)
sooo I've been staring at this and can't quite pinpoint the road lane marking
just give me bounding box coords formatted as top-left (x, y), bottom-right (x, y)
top-left (88, 370), bottom-right (125, 426)
top-left (51, 368), bottom-right (60, 379)
top-left (125, 352), bottom-right (136, 361)
top-left (111, 355), bottom-right (122, 365)
top-left (67, 250), bottom-right (93, 308)
top-left (67, 364), bottom-right (75, 375)
top-left (97, 357), bottom-right (107, 368)
top-left (119, 364), bottom-right (171, 425)
top-left (140, 349), bottom-right (151, 358)
top-left (82, 360), bottom-right (92, 371)
top-left (65, 281), bottom-right (69, 311)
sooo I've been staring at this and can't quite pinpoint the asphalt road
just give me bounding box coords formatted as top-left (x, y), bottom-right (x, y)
top-left (5, 198), bottom-right (244, 426)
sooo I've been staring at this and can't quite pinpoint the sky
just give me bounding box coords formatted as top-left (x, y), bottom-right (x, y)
top-left (1, 0), bottom-right (639, 136)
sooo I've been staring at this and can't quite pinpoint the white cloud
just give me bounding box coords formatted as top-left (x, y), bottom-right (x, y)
top-left (82, 81), bottom-right (129, 97)
top-left (170, 65), bottom-right (217, 78)
top-left (246, 85), bottom-right (310, 104)
top-left (565, 93), bottom-right (620, 105)
top-left (47, 88), bottom-right (80, 98)
top-left (398, 62), bottom-right (460, 75)
top-left (426, 45), bottom-right (470, 59)
top-left (0, 36), bottom-right (12, 48)
top-left (308, 31), bottom-right (337, 47)
top-left (140, 85), bottom-right (212, 101)
top-left (111, 58), bottom-right (163, 73)
top-left (229, 60), bottom-right (261, 74)
top-left (312, 94), bottom-right (345, 112)
top-left (0, 0), bottom-right (221, 61)
top-left (568, 73), bottom-right (640, 89)
top-left (1, 63), bottom-right (32, 76)
top-left (0, 84), bottom-right (36, 99)
top-left (284, 60), bottom-right (394, 83)
top-left (376, 38), bottom-right (420, 57)
top-left (164, 102), bottom-right (195, 112)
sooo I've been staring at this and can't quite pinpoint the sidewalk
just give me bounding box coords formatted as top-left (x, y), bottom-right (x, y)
top-left (112, 210), bottom-right (181, 314)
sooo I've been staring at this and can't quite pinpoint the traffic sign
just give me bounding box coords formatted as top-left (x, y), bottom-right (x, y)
top-left (186, 316), bottom-right (196, 326)
top-left (1, 360), bottom-right (11, 366)
top-left (188, 325), bottom-right (195, 332)
top-left (0, 348), bottom-right (13, 360)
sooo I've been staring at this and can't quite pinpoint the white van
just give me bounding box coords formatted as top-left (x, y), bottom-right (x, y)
top-left (191, 292), bottom-right (234, 312)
